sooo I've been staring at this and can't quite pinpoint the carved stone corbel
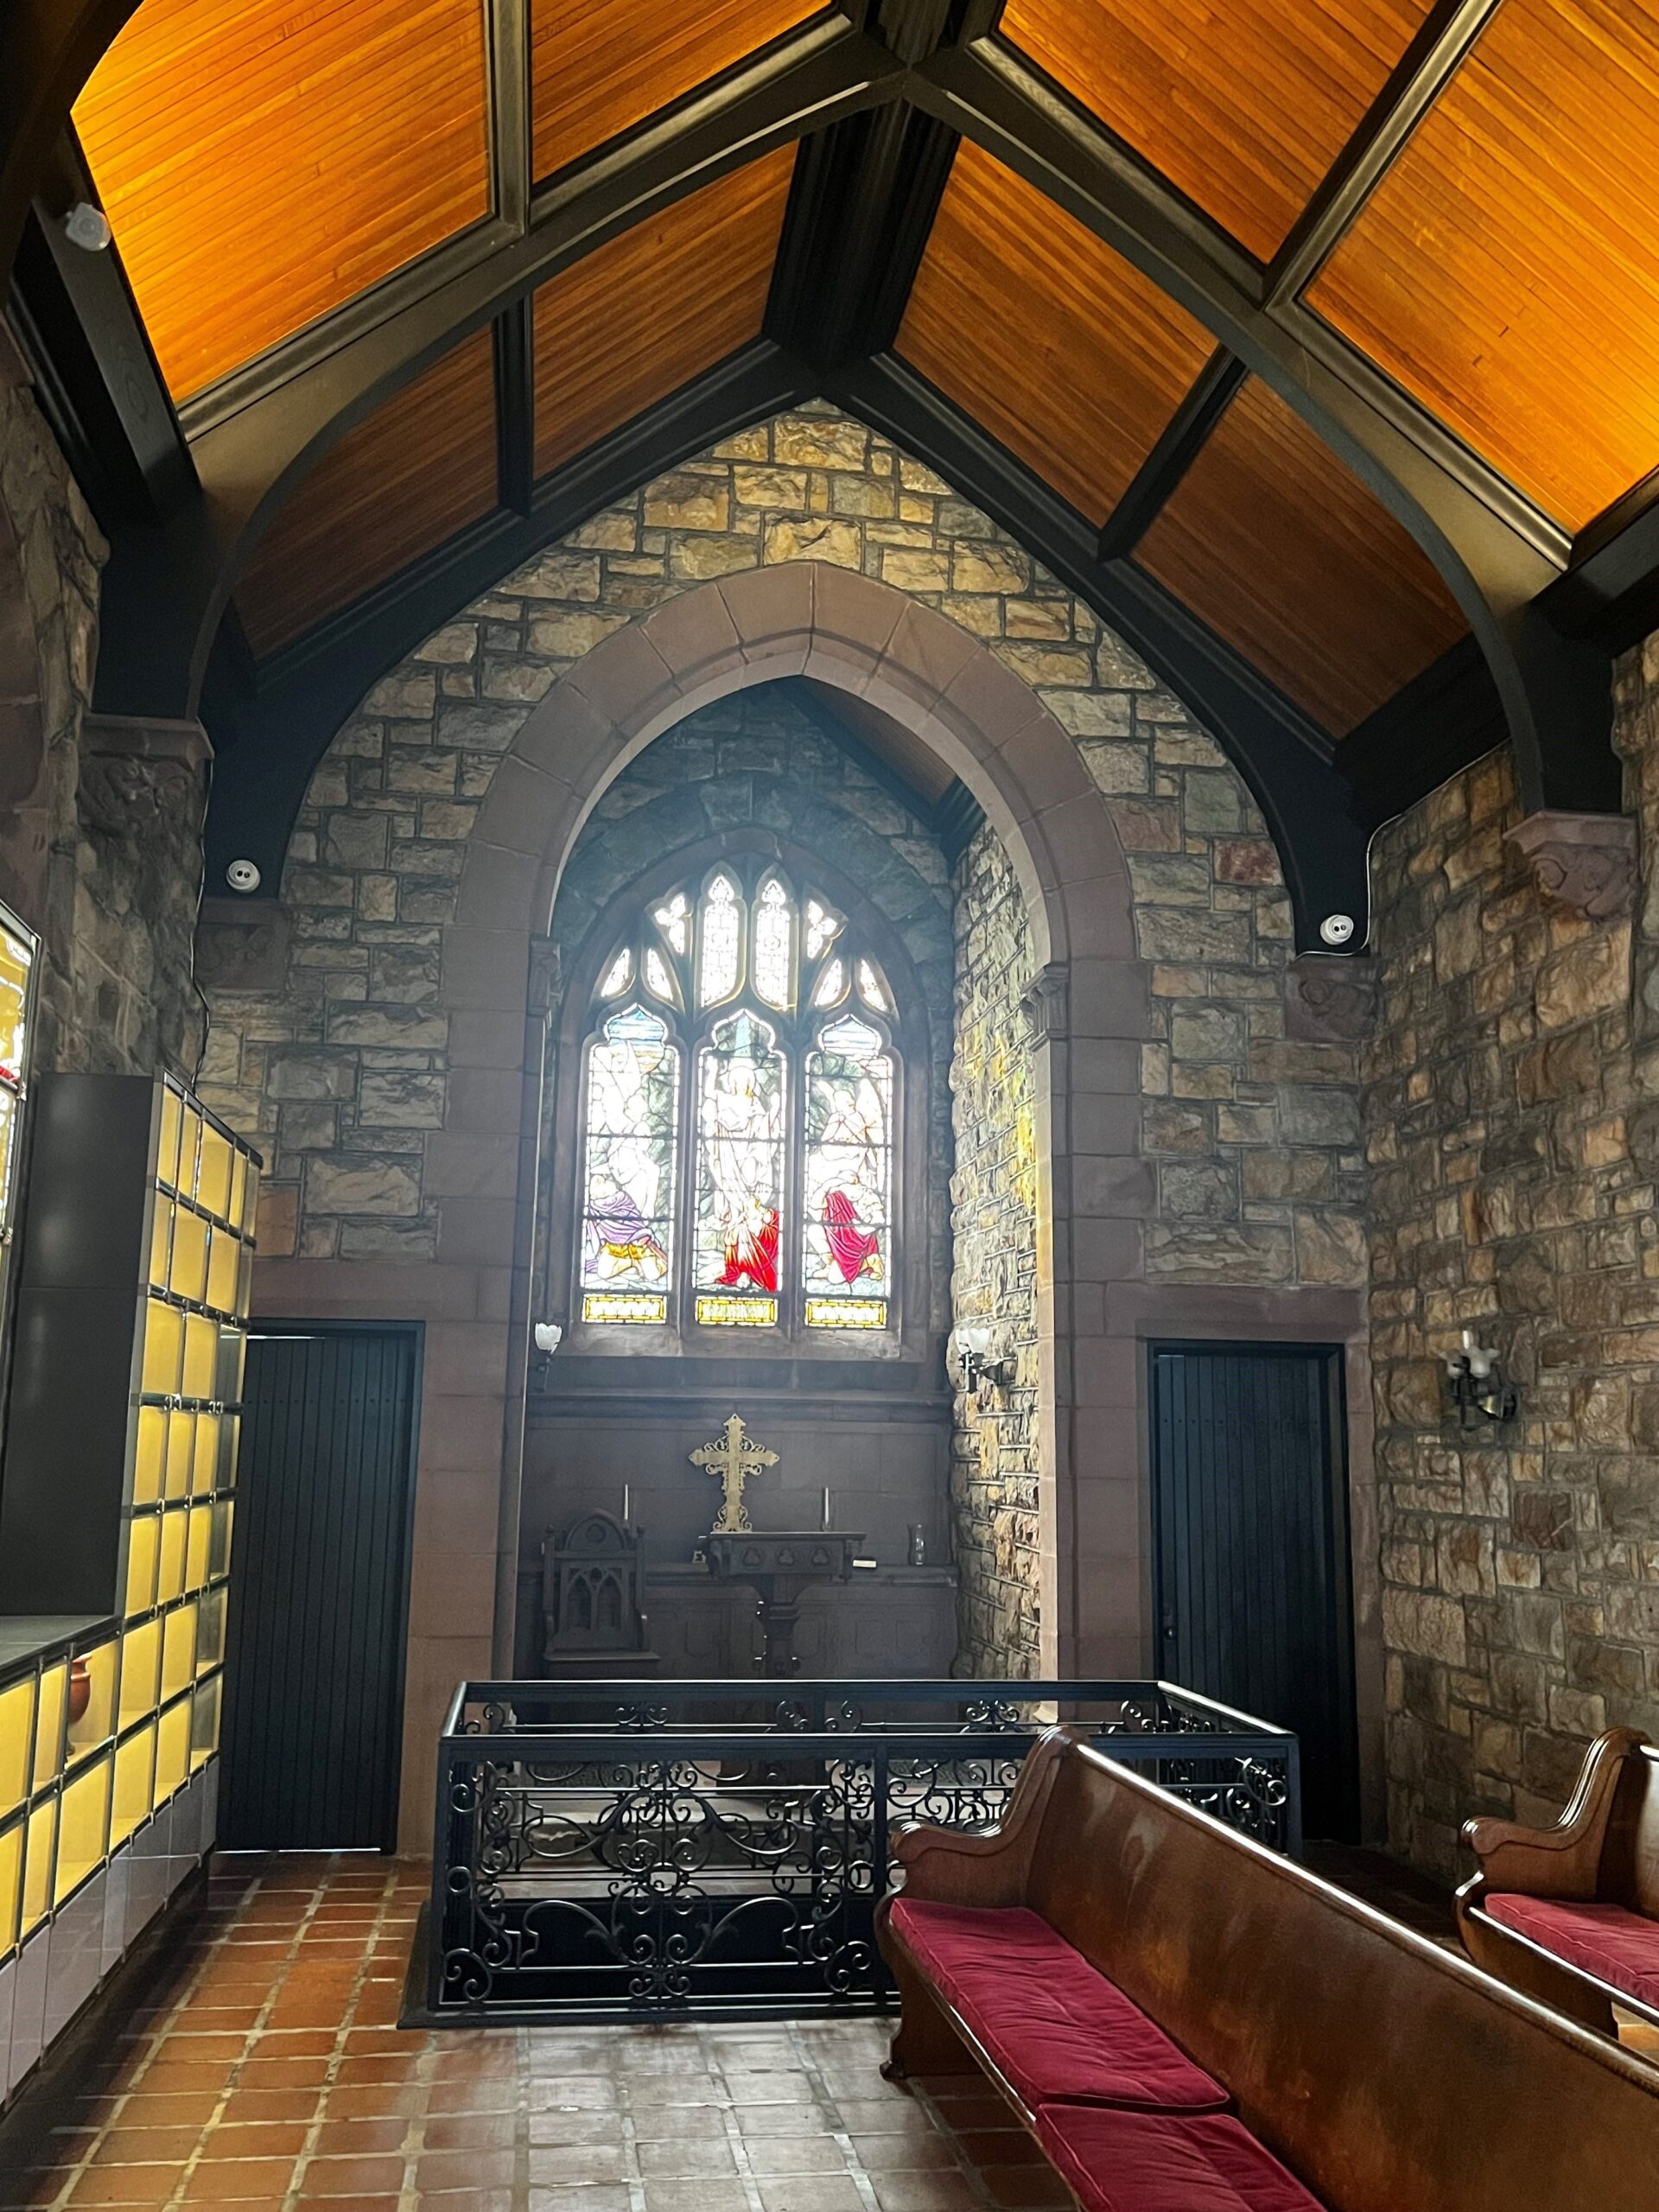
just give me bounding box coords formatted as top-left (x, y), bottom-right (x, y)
top-left (1020, 963), bottom-right (1068, 1046)
top-left (1284, 956), bottom-right (1378, 1045)
top-left (1505, 810), bottom-right (1637, 921)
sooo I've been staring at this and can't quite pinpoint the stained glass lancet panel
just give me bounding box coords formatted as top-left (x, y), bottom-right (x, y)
top-left (697, 874), bottom-right (743, 1007)
top-left (803, 1014), bottom-right (892, 1330)
top-left (580, 1007), bottom-right (680, 1325)
top-left (694, 1012), bottom-right (785, 1327)
top-left (753, 877), bottom-right (794, 1009)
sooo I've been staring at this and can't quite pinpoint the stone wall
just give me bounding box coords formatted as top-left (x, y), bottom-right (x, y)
top-left (0, 363), bottom-right (205, 1081)
top-left (1366, 701), bottom-right (1659, 1875)
top-left (950, 820), bottom-right (1040, 1672)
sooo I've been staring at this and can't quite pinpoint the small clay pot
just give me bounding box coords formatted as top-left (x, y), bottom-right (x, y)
top-left (67, 1657), bottom-right (92, 1726)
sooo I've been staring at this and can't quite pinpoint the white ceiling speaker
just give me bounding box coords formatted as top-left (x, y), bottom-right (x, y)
top-left (63, 202), bottom-right (112, 251)
top-left (225, 858), bottom-right (261, 893)
top-left (1319, 913), bottom-right (1356, 947)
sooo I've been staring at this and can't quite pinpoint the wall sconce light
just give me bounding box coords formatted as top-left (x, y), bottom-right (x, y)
top-left (1444, 1329), bottom-right (1516, 1427)
top-left (950, 1323), bottom-right (1016, 1394)
top-left (533, 1319), bottom-right (563, 1385)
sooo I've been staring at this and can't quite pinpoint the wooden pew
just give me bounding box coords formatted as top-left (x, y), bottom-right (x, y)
top-left (876, 1728), bottom-right (1659, 2212)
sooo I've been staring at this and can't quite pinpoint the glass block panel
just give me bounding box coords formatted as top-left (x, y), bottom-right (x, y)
top-left (182, 1313), bottom-right (219, 1401)
top-left (161, 1604), bottom-right (196, 1702)
top-left (164, 1408), bottom-right (194, 1502)
top-left (0, 1679), bottom-right (35, 1818)
top-left (66, 1643), bottom-right (118, 1765)
top-left (198, 1126), bottom-right (233, 1218)
top-left (111, 1726), bottom-right (155, 1848)
top-left (133, 1406), bottom-right (167, 1506)
top-left (0, 1819), bottom-right (21, 1960)
top-left (215, 1325), bottom-right (247, 1407)
top-left (208, 1499), bottom-right (233, 1583)
top-left (178, 1105), bottom-right (202, 1199)
top-left (118, 1621), bottom-right (161, 1729)
top-left (149, 1194), bottom-right (173, 1291)
top-left (186, 1505), bottom-right (212, 1593)
top-left (156, 1085), bottom-right (182, 1191)
top-left (142, 1299), bottom-right (183, 1395)
top-left (156, 1510), bottom-right (188, 1607)
top-left (153, 1697), bottom-right (191, 1808)
top-left (55, 1756), bottom-right (111, 1904)
top-left (168, 1208), bottom-right (208, 1303)
top-left (22, 1797), bottom-right (56, 1937)
top-left (190, 1675), bottom-right (221, 1770)
top-left (196, 1588), bottom-right (226, 1674)
top-left (229, 1147), bottom-right (247, 1233)
top-left (207, 1226), bottom-right (238, 1314)
top-left (32, 1664), bottom-right (66, 1791)
top-left (192, 1409), bottom-right (219, 1497)
top-left (124, 1516), bottom-right (159, 1620)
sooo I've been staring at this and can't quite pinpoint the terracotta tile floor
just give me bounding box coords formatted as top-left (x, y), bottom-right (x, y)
top-left (0, 1857), bottom-right (1068, 2211)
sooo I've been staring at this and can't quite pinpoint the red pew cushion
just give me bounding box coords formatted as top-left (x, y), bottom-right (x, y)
top-left (1483, 1894), bottom-right (1659, 2008)
top-left (887, 1898), bottom-right (1227, 2112)
top-left (1036, 2107), bottom-right (1328, 2212)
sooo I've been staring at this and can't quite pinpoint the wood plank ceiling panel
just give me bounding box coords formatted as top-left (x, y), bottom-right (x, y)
top-left (1311, 0), bottom-right (1659, 529)
top-left (896, 141), bottom-right (1216, 525)
top-left (1000, 0), bottom-right (1435, 261)
top-left (74, 0), bottom-right (491, 404)
top-left (531, 0), bottom-right (823, 183)
top-left (236, 329), bottom-right (499, 657)
top-left (1135, 377), bottom-right (1466, 734)
top-left (532, 148), bottom-right (795, 476)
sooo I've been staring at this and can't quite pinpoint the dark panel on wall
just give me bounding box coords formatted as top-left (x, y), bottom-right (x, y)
top-left (73, 0), bottom-right (492, 401)
top-left (220, 1324), bottom-right (419, 1851)
top-left (1134, 376), bottom-right (1466, 734)
top-left (236, 329), bottom-right (500, 656)
top-left (1150, 1339), bottom-right (1357, 1841)
top-left (532, 146), bottom-right (796, 475)
top-left (530, 0), bottom-right (822, 181)
top-left (896, 142), bottom-right (1215, 525)
top-left (999, 0), bottom-right (1436, 260)
top-left (1310, 0), bottom-right (1659, 528)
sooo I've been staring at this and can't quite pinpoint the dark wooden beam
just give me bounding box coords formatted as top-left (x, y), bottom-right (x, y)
top-left (835, 353), bottom-right (1376, 950)
top-left (492, 300), bottom-right (534, 517)
top-left (1338, 632), bottom-right (1507, 823)
top-left (93, 21), bottom-right (903, 722)
top-left (1264, 0), bottom-right (1510, 306)
top-left (1097, 349), bottom-right (1245, 562)
top-left (203, 340), bottom-right (815, 898)
top-left (908, 36), bottom-right (1622, 821)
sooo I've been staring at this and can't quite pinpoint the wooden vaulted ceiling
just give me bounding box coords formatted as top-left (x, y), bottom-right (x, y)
top-left (45, 0), bottom-right (1659, 765)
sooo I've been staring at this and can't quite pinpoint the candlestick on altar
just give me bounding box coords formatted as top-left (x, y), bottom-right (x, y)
top-left (821, 1486), bottom-right (832, 1531)
top-left (621, 1482), bottom-right (632, 1526)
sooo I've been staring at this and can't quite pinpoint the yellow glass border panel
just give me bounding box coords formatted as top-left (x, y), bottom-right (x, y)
top-left (804, 1297), bottom-right (887, 1329)
top-left (582, 1291), bottom-right (668, 1324)
top-left (198, 1126), bottom-right (232, 1219)
top-left (0, 1817), bottom-right (22, 1960)
top-left (149, 1192), bottom-right (173, 1290)
top-left (207, 1227), bottom-right (238, 1315)
top-left (179, 1104), bottom-right (202, 1199)
top-left (124, 1514), bottom-right (160, 1619)
top-left (32, 1663), bottom-right (66, 1791)
top-left (55, 1756), bottom-right (111, 1907)
top-left (239, 1160), bottom-right (261, 1238)
top-left (0, 1677), bottom-right (35, 1817)
top-left (695, 1294), bottom-right (778, 1327)
top-left (118, 1618), bottom-right (161, 1730)
top-left (192, 1409), bottom-right (219, 1497)
top-left (153, 1696), bottom-right (191, 1809)
top-left (230, 1148), bottom-right (247, 1233)
top-left (195, 1587), bottom-right (226, 1675)
top-left (217, 1411), bottom-right (241, 1491)
top-left (209, 1498), bottom-right (233, 1583)
top-left (185, 1505), bottom-right (212, 1594)
top-left (21, 1796), bottom-right (56, 1938)
top-left (111, 1724), bottom-right (155, 1849)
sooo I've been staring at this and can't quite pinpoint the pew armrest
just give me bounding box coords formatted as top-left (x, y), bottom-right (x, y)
top-left (890, 1726), bottom-right (1077, 1909)
top-left (1462, 1727), bottom-right (1649, 1902)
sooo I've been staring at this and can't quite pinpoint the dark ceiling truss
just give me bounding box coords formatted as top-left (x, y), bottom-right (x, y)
top-left (6, 0), bottom-right (1659, 938)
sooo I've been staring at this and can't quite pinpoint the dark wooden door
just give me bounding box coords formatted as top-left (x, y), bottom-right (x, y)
top-left (220, 1324), bottom-right (420, 1851)
top-left (1149, 1340), bottom-right (1357, 1841)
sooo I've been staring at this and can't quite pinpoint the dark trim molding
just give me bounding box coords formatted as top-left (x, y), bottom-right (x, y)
top-left (1097, 349), bottom-right (1245, 561)
top-left (1338, 632), bottom-right (1507, 824)
top-left (203, 341), bottom-right (816, 895)
top-left (832, 353), bottom-right (1374, 950)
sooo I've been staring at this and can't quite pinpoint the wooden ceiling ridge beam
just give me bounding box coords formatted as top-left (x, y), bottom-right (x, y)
top-left (87, 22), bottom-right (903, 724)
top-left (1262, 0), bottom-right (1510, 308)
top-left (908, 33), bottom-right (1618, 822)
top-left (1097, 351), bottom-right (1247, 563)
top-left (834, 351), bottom-right (1372, 951)
top-left (204, 337), bottom-right (816, 897)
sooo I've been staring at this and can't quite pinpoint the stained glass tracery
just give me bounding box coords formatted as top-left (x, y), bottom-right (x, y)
top-left (577, 870), bottom-right (899, 1333)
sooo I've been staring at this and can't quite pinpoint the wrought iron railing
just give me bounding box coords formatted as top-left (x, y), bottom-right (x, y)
top-left (419, 1679), bottom-right (1300, 2024)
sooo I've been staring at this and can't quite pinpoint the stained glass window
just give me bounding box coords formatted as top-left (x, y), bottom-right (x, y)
top-left (575, 870), bottom-right (902, 1335)
top-left (579, 1007), bottom-right (679, 1325)
top-left (698, 874), bottom-right (743, 1006)
top-left (804, 1016), bottom-right (892, 1327)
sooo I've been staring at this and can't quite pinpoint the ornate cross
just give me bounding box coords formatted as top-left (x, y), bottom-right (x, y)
top-left (690, 1413), bottom-right (779, 1534)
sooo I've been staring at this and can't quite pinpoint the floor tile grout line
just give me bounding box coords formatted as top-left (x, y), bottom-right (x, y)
top-left (789, 2020), bottom-right (883, 2212)
top-left (282, 1859), bottom-right (404, 2212)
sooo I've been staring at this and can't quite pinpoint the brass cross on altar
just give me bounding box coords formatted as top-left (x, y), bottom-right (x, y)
top-left (690, 1413), bottom-right (779, 1534)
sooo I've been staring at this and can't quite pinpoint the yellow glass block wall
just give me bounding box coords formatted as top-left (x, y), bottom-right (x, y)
top-left (0, 1077), bottom-right (258, 1962)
